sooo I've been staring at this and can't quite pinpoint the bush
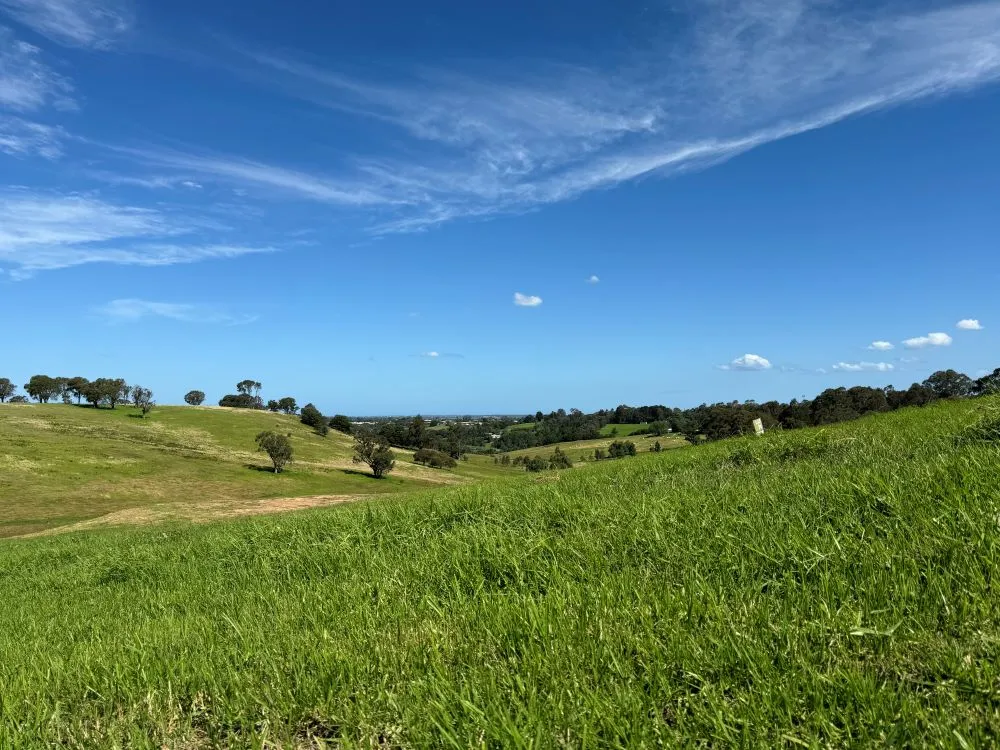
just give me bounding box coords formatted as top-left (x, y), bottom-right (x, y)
top-left (413, 448), bottom-right (458, 469)
top-left (219, 394), bottom-right (263, 409)
top-left (524, 456), bottom-right (549, 473)
top-left (548, 447), bottom-right (573, 469)
top-left (255, 431), bottom-right (293, 473)
top-left (353, 430), bottom-right (396, 479)
top-left (607, 441), bottom-right (637, 459)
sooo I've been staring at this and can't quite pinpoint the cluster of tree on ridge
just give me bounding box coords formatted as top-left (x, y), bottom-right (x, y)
top-left (0, 375), bottom-right (155, 415)
top-left (503, 367), bottom-right (1000, 449)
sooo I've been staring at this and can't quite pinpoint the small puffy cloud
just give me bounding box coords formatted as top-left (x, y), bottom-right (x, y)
top-left (422, 351), bottom-right (439, 358)
top-left (833, 361), bottom-right (894, 372)
top-left (586, 275), bottom-right (600, 284)
top-left (868, 341), bottom-right (894, 351)
top-left (514, 292), bottom-right (542, 307)
top-left (956, 319), bottom-right (983, 331)
top-left (720, 353), bottom-right (772, 371)
top-left (903, 332), bottom-right (952, 349)
top-left (417, 350), bottom-right (462, 359)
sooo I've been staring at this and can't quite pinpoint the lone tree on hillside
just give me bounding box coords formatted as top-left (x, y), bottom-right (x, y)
top-left (131, 386), bottom-right (154, 417)
top-left (353, 429), bottom-right (395, 479)
top-left (255, 431), bottom-right (293, 473)
top-left (0, 378), bottom-right (16, 403)
top-left (184, 390), bottom-right (206, 406)
top-left (277, 397), bottom-right (298, 415)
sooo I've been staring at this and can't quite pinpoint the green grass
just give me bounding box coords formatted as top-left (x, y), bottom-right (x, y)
top-left (504, 432), bottom-right (686, 461)
top-left (0, 404), bottom-right (515, 537)
top-left (1, 398), bottom-right (998, 746)
top-left (599, 422), bottom-right (655, 437)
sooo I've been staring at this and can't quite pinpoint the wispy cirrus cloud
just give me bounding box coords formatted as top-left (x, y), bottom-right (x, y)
top-left (719, 354), bottom-right (772, 371)
top-left (0, 115), bottom-right (63, 157)
top-left (833, 361), bottom-right (894, 372)
top-left (418, 351), bottom-right (463, 359)
top-left (513, 292), bottom-right (542, 307)
top-left (903, 332), bottom-right (953, 349)
top-left (0, 0), bottom-right (131, 48)
top-left (136, 0), bottom-right (1000, 232)
top-left (0, 191), bottom-right (275, 277)
top-left (0, 26), bottom-right (74, 112)
top-left (96, 298), bottom-right (257, 325)
top-left (957, 318), bottom-right (984, 330)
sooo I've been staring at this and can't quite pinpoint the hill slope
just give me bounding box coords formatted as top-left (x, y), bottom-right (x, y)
top-left (0, 404), bottom-right (512, 537)
top-left (1, 398), bottom-right (998, 746)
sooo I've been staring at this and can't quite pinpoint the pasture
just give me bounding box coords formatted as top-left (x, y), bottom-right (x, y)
top-left (1, 398), bottom-right (998, 746)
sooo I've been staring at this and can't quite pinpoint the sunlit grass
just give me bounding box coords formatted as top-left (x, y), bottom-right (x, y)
top-left (0, 398), bottom-right (998, 746)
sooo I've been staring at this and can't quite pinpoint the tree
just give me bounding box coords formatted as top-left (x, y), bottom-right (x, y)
top-left (408, 415), bottom-right (427, 448)
top-left (8, 395), bottom-right (28, 403)
top-left (923, 369), bottom-right (974, 399)
top-left (651, 441), bottom-right (663, 452)
top-left (300, 403), bottom-right (328, 435)
top-left (66, 377), bottom-right (90, 404)
top-left (236, 380), bottom-right (262, 398)
top-left (277, 397), bottom-right (298, 415)
top-left (413, 448), bottom-right (457, 469)
top-left (184, 390), bottom-right (206, 406)
top-left (131, 386), bottom-right (154, 417)
top-left (255, 431), bottom-right (293, 473)
top-left (267, 400), bottom-right (280, 412)
top-left (353, 429), bottom-right (396, 478)
top-left (974, 368), bottom-right (1000, 397)
top-left (810, 388), bottom-right (859, 425)
top-left (608, 440), bottom-right (637, 458)
top-left (329, 414), bottom-right (353, 434)
top-left (219, 393), bottom-right (263, 409)
top-left (82, 378), bottom-right (125, 408)
top-left (0, 378), bottom-right (16, 403)
top-left (549, 447), bottom-right (573, 469)
top-left (23, 375), bottom-right (61, 403)
top-left (108, 378), bottom-right (128, 409)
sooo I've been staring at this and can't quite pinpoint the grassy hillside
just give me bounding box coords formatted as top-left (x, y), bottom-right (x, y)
top-left (0, 404), bottom-right (513, 537)
top-left (1, 398), bottom-right (998, 746)
top-left (599, 422), bottom-right (655, 437)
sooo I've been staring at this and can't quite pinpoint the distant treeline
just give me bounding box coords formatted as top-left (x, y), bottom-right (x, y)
top-left (502, 367), bottom-right (1000, 449)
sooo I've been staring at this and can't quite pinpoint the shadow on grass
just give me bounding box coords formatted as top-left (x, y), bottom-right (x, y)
top-left (340, 468), bottom-right (382, 480)
top-left (245, 464), bottom-right (280, 474)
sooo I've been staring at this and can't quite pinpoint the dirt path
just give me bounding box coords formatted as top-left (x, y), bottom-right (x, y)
top-left (18, 493), bottom-right (376, 538)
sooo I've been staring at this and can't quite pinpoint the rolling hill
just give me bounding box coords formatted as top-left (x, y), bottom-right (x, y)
top-left (1, 397), bottom-right (998, 746)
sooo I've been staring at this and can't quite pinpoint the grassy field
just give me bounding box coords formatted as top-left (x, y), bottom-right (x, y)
top-left (504, 432), bottom-right (686, 461)
top-left (0, 404), bottom-right (514, 537)
top-left (1, 398), bottom-right (998, 746)
top-left (599, 422), bottom-right (656, 437)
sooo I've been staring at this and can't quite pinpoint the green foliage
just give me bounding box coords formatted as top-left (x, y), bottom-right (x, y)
top-left (651, 441), bottom-right (663, 452)
top-left (924, 369), bottom-right (975, 399)
top-left (975, 368), bottom-right (1000, 397)
top-left (82, 378), bottom-right (127, 409)
top-left (130, 386), bottom-right (154, 417)
top-left (23, 374), bottom-right (62, 403)
top-left (0, 378), bottom-right (16, 403)
top-left (254, 430), bottom-right (293, 473)
top-left (607, 440), bottom-right (637, 458)
top-left (299, 403), bottom-right (327, 436)
top-left (353, 429), bottom-right (396, 478)
top-left (328, 414), bottom-right (353, 434)
top-left (523, 456), bottom-right (549, 472)
top-left (277, 397), bottom-right (298, 415)
top-left (183, 390), bottom-right (206, 406)
top-left (7, 394), bottom-right (28, 403)
top-left (413, 448), bottom-right (457, 469)
top-left (548, 447), bottom-right (573, 469)
top-left (219, 393), bottom-right (263, 409)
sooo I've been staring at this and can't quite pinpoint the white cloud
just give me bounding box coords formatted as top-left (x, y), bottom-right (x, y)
top-left (202, 1), bottom-right (1000, 232)
top-left (721, 354), bottom-right (772, 371)
top-left (422, 351), bottom-right (439, 358)
top-left (587, 274), bottom-right (600, 284)
top-left (513, 292), bottom-right (542, 307)
top-left (0, 191), bottom-right (275, 277)
top-left (833, 361), bottom-right (894, 372)
top-left (0, 116), bottom-right (63, 158)
top-left (957, 319), bottom-right (983, 331)
top-left (903, 332), bottom-right (953, 349)
top-left (96, 299), bottom-right (256, 325)
top-left (0, 0), bottom-right (131, 48)
top-left (0, 27), bottom-right (74, 111)
top-left (868, 341), bottom-right (894, 351)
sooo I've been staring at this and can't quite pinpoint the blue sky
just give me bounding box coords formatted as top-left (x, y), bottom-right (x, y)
top-left (1, 0), bottom-right (999, 415)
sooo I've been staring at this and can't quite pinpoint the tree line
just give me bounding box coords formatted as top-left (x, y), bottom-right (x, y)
top-left (0, 375), bottom-right (155, 414)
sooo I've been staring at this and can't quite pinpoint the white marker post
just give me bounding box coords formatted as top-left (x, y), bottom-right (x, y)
top-left (753, 418), bottom-right (765, 436)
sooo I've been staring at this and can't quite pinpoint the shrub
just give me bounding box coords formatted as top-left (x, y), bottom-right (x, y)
top-left (548, 447), bottom-right (573, 469)
top-left (329, 414), bottom-right (353, 434)
top-left (353, 430), bottom-right (396, 479)
top-left (524, 456), bottom-right (549, 472)
top-left (413, 448), bottom-right (458, 469)
top-left (255, 431), bottom-right (293, 473)
top-left (607, 441), bottom-right (637, 459)
top-left (219, 394), bottom-right (263, 409)
top-left (300, 403), bottom-right (327, 436)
